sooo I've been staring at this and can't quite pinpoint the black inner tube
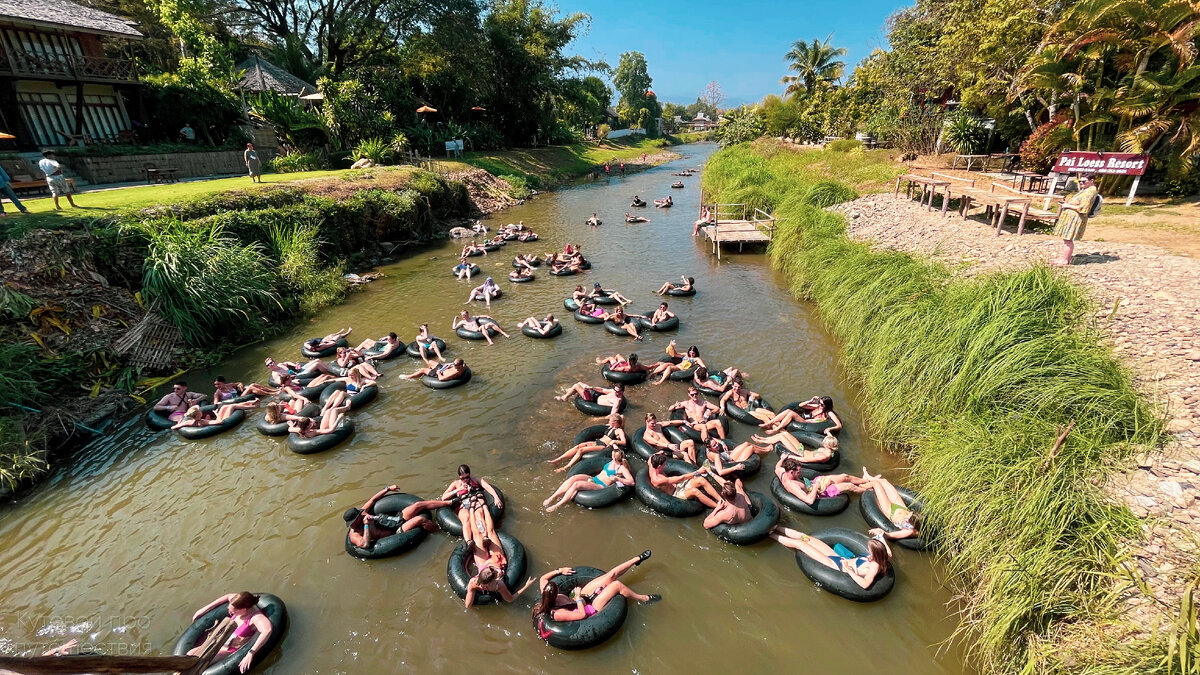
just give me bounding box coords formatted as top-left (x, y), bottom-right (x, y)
top-left (522, 322), bottom-right (562, 339)
top-left (565, 455), bottom-right (633, 508)
top-left (795, 527), bottom-right (895, 602)
top-left (257, 403), bottom-right (320, 436)
top-left (638, 315), bottom-right (679, 332)
top-left (319, 381), bottom-right (379, 410)
top-left (601, 363), bottom-right (648, 385)
top-left (423, 365), bottom-right (473, 389)
top-left (172, 593), bottom-right (288, 675)
top-left (773, 444), bottom-right (840, 473)
top-left (446, 531), bottom-right (527, 605)
top-left (666, 287), bottom-right (696, 297)
top-left (434, 486), bottom-right (505, 536)
top-left (771, 470), bottom-right (851, 516)
top-left (708, 491), bottom-right (779, 545)
top-left (455, 318), bottom-right (499, 340)
top-left (287, 419), bottom-right (354, 454)
top-left (406, 337), bottom-right (448, 359)
top-left (177, 408), bottom-right (246, 440)
top-left (635, 459), bottom-right (707, 517)
top-left (301, 337), bottom-right (347, 359)
top-left (537, 567), bottom-right (628, 650)
top-left (344, 493), bottom-right (431, 559)
top-left (574, 393), bottom-right (627, 417)
top-left (723, 397), bottom-right (772, 426)
top-left (574, 308), bottom-right (605, 324)
top-left (859, 486), bottom-right (932, 551)
top-left (509, 272), bottom-right (535, 282)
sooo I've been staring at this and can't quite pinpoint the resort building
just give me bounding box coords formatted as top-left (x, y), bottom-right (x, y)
top-left (0, 0), bottom-right (142, 148)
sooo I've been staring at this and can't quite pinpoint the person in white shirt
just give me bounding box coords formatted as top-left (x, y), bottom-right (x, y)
top-left (37, 151), bottom-right (78, 210)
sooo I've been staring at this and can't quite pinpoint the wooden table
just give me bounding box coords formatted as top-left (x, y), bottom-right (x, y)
top-left (952, 154), bottom-right (990, 170)
top-left (966, 192), bottom-right (1032, 235)
top-left (987, 153), bottom-right (1020, 171)
top-left (1010, 171), bottom-right (1048, 193)
top-left (894, 174), bottom-right (950, 210)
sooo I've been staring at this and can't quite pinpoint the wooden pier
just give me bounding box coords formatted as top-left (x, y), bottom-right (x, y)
top-left (698, 201), bottom-right (777, 259)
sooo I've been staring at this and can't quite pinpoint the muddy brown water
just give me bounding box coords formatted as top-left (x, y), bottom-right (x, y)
top-left (0, 143), bottom-right (968, 673)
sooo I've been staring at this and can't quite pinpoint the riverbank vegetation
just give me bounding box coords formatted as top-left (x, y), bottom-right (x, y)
top-left (0, 167), bottom-right (473, 492)
top-left (704, 140), bottom-right (1172, 672)
top-left (718, 0), bottom-right (1200, 193)
top-left (450, 136), bottom-right (686, 188)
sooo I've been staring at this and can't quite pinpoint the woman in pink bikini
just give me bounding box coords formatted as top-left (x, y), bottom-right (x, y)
top-left (531, 552), bottom-right (659, 636)
top-left (186, 592), bottom-right (273, 673)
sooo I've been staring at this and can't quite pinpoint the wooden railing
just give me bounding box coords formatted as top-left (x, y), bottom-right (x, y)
top-left (0, 50), bottom-right (137, 82)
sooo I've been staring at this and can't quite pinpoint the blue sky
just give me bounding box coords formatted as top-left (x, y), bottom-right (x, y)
top-left (557, 0), bottom-right (905, 107)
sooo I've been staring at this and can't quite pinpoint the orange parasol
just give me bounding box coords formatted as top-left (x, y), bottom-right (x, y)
top-left (0, 132), bottom-right (15, 140)
top-left (471, 106), bottom-right (486, 111)
top-left (416, 105), bottom-right (438, 113)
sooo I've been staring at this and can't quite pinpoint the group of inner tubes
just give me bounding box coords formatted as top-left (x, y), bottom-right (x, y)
top-left (536, 339), bottom-right (932, 609)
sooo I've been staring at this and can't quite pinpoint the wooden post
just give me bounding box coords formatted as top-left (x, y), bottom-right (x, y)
top-left (0, 656), bottom-right (200, 674)
top-left (1043, 175), bottom-right (1060, 210)
top-left (1125, 175), bottom-right (1141, 207)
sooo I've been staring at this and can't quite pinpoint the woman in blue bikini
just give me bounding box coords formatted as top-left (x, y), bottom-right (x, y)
top-left (770, 525), bottom-right (892, 589)
top-left (542, 448), bottom-right (633, 512)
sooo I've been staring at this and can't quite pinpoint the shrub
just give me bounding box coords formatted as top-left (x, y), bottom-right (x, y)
top-left (1020, 113), bottom-right (1074, 173)
top-left (649, 138), bottom-right (671, 148)
top-left (826, 139), bottom-right (863, 152)
top-left (389, 132), bottom-right (410, 157)
top-left (268, 152), bottom-right (323, 173)
top-left (943, 113), bottom-right (989, 154)
top-left (500, 174), bottom-right (532, 200)
top-left (1162, 156), bottom-right (1200, 198)
top-left (597, 124), bottom-right (612, 139)
top-left (351, 137), bottom-right (392, 165)
top-left (805, 180), bottom-right (858, 207)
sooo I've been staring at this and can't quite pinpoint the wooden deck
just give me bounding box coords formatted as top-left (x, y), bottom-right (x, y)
top-left (698, 201), bottom-right (777, 259)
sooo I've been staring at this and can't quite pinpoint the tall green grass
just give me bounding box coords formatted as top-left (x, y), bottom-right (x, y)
top-left (705, 141), bottom-right (1167, 672)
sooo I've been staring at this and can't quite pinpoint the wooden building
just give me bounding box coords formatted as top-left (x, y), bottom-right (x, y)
top-left (0, 0), bottom-right (142, 148)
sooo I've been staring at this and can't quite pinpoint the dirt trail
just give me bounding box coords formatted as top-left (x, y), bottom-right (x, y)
top-left (832, 192), bottom-right (1200, 625)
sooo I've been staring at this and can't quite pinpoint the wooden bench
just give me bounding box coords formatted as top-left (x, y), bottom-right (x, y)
top-left (9, 176), bottom-right (76, 196)
top-left (894, 174), bottom-right (950, 210)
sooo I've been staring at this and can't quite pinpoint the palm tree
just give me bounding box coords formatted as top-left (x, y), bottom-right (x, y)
top-left (781, 35), bottom-right (848, 98)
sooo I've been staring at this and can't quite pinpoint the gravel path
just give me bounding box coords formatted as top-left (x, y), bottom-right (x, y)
top-left (832, 193), bottom-right (1200, 623)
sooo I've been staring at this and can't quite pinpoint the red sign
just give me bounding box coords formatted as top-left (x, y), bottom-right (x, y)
top-left (1052, 151), bottom-right (1147, 176)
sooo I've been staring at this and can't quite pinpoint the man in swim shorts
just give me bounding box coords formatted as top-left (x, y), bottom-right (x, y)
top-left (154, 381), bottom-right (207, 421)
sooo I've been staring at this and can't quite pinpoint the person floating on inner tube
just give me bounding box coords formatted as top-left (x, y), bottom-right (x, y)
top-left (287, 402), bottom-right (348, 439)
top-left (440, 464), bottom-right (504, 551)
top-left (668, 387), bottom-right (727, 442)
top-left (466, 277), bottom-right (502, 307)
top-left (513, 254), bottom-right (538, 271)
top-left (304, 328), bottom-right (352, 353)
top-left (654, 196), bottom-right (672, 208)
top-left (263, 401), bottom-right (312, 428)
top-left (555, 382), bottom-right (627, 417)
top-left (775, 458), bottom-right (871, 507)
top-left (702, 479), bottom-right (752, 530)
top-left (453, 310), bottom-right (510, 345)
top-left (344, 485), bottom-right (453, 548)
top-left (691, 366), bottom-right (741, 395)
top-left (263, 358), bottom-right (317, 385)
top-left (464, 538), bottom-right (536, 609)
top-left (171, 401), bottom-right (258, 431)
top-left (759, 396), bottom-right (842, 436)
top-left (577, 300), bottom-right (608, 320)
top-left (531, 552), bottom-right (659, 640)
top-left (770, 525), bottom-right (892, 590)
top-left (590, 282), bottom-right (632, 306)
top-left (701, 437), bottom-right (770, 475)
top-left (648, 342), bottom-right (706, 384)
top-left (587, 213), bottom-right (601, 227)
top-left (596, 352), bottom-right (651, 375)
top-left (645, 303), bottom-right (675, 328)
top-left (543, 447), bottom-right (634, 512)
top-left (861, 471), bottom-right (924, 542)
top-left (153, 381), bottom-right (207, 423)
top-left (212, 376), bottom-right (276, 403)
top-left (647, 451), bottom-right (721, 507)
top-left (625, 213), bottom-right (650, 223)
top-left (413, 324), bottom-right (445, 362)
top-left (403, 357), bottom-right (468, 382)
top-left (656, 276), bottom-right (694, 295)
top-left (631, 195), bottom-right (646, 207)
top-left (607, 306), bottom-right (645, 341)
top-left (185, 592), bottom-right (273, 673)
top-left (462, 242), bottom-right (486, 257)
top-left (549, 413), bottom-right (627, 472)
top-left (518, 230), bottom-right (539, 242)
top-left (518, 314), bottom-right (560, 336)
top-left (640, 412), bottom-right (698, 464)
top-left (720, 380), bottom-right (773, 423)
top-left (453, 256), bottom-right (477, 280)
top-left (570, 285), bottom-right (588, 306)
top-left (754, 429), bottom-right (839, 464)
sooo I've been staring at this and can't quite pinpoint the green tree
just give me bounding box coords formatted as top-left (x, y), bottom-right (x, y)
top-left (781, 35), bottom-right (847, 98)
top-left (613, 51), bottom-right (661, 133)
top-left (713, 105), bottom-right (765, 146)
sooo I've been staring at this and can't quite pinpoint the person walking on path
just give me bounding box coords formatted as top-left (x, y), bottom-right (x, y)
top-left (1051, 174), bottom-right (1099, 266)
top-left (245, 142), bottom-right (263, 183)
top-left (0, 165), bottom-right (29, 216)
top-left (37, 151), bottom-right (78, 210)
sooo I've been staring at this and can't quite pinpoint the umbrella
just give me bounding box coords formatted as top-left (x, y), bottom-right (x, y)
top-left (0, 132), bottom-right (15, 140)
top-left (299, 93), bottom-right (324, 101)
top-left (471, 106), bottom-right (486, 111)
top-left (416, 105), bottom-right (438, 113)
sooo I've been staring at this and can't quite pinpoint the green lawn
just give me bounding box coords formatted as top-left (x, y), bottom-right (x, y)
top-left (7, 169), bottom-right (350, 229)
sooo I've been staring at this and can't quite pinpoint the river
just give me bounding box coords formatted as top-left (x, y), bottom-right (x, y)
top-left (0, 143), bottom-right (967, 673)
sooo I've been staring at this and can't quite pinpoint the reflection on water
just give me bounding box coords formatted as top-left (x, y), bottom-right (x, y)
top-left (0, 144), bottom-right (967, 673)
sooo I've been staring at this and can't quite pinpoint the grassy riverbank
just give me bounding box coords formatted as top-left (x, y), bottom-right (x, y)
top-left (704, 140), bottom-right (1169, 672)
top-left (449, 135), bottom-right (687, 187)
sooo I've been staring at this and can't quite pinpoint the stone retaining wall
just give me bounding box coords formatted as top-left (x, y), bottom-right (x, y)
top-left (65, 146), bottom-right (280, 185)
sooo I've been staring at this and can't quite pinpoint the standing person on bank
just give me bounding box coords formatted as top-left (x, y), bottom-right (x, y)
top-left (37, 151), bottom-right (78, 210)
top-left (245, 143), bottom-right (263, 183)
top-left (1051, 174), bottom-right (1100, 266)
top-left (0, 165), bottom-right (29, 216)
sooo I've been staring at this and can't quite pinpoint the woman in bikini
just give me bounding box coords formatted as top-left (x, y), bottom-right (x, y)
top-left (463, 539), bottom-right (536, 608)
top-left (413, 324), bottom-right (445, 362)
top-left (440, 465), bottom-right (504, 550)
top-left (753, 429), bottom-right (839, 461)
top-left (212, 376), bottom-right (276, 403)
top-left (262, 400), bottom-right (311, 427)
top-left (403, 357), bottom-right (468, 381)
top-left (171, 401), bottom-right (258, 430)
top-left (186, 592), bottom-right (273, 673)
top-left (607, 306), bottom-right (644, 340)
top-left (542, 448), bottom-right (633, 512)
top-left (770, 526), bottom-right (892, 590)
top-left (656, 276), bottom-right (694, 295)
top-left (518, 314), bottom-right (560, 336)
top-left (531, 552), bottom-right (659, 640)
top-left (862, 472), bottom-right (923, 541)
top-left (691, 366), bottom-right (741, 394)
top-left (555, 382), bottom-right (626, 416)
top-left (548, 414), bottom-right (627, 472)
top-left (640, 412), bottom-right (697, 464)
top-left (648, 342), bottom-right (705, 384)
top-left (286, 402), bottom-right (347, 438)
top-left (595, 352), bottom-right (650, 374)
top-left (647, 452), bottom-right (722, 507)
top-left (759, 395), bottom-right (842, 435)
top-left (701, 437), bottom-right (771, 475)
top-left (775, 458), bottom-right (870, 505)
